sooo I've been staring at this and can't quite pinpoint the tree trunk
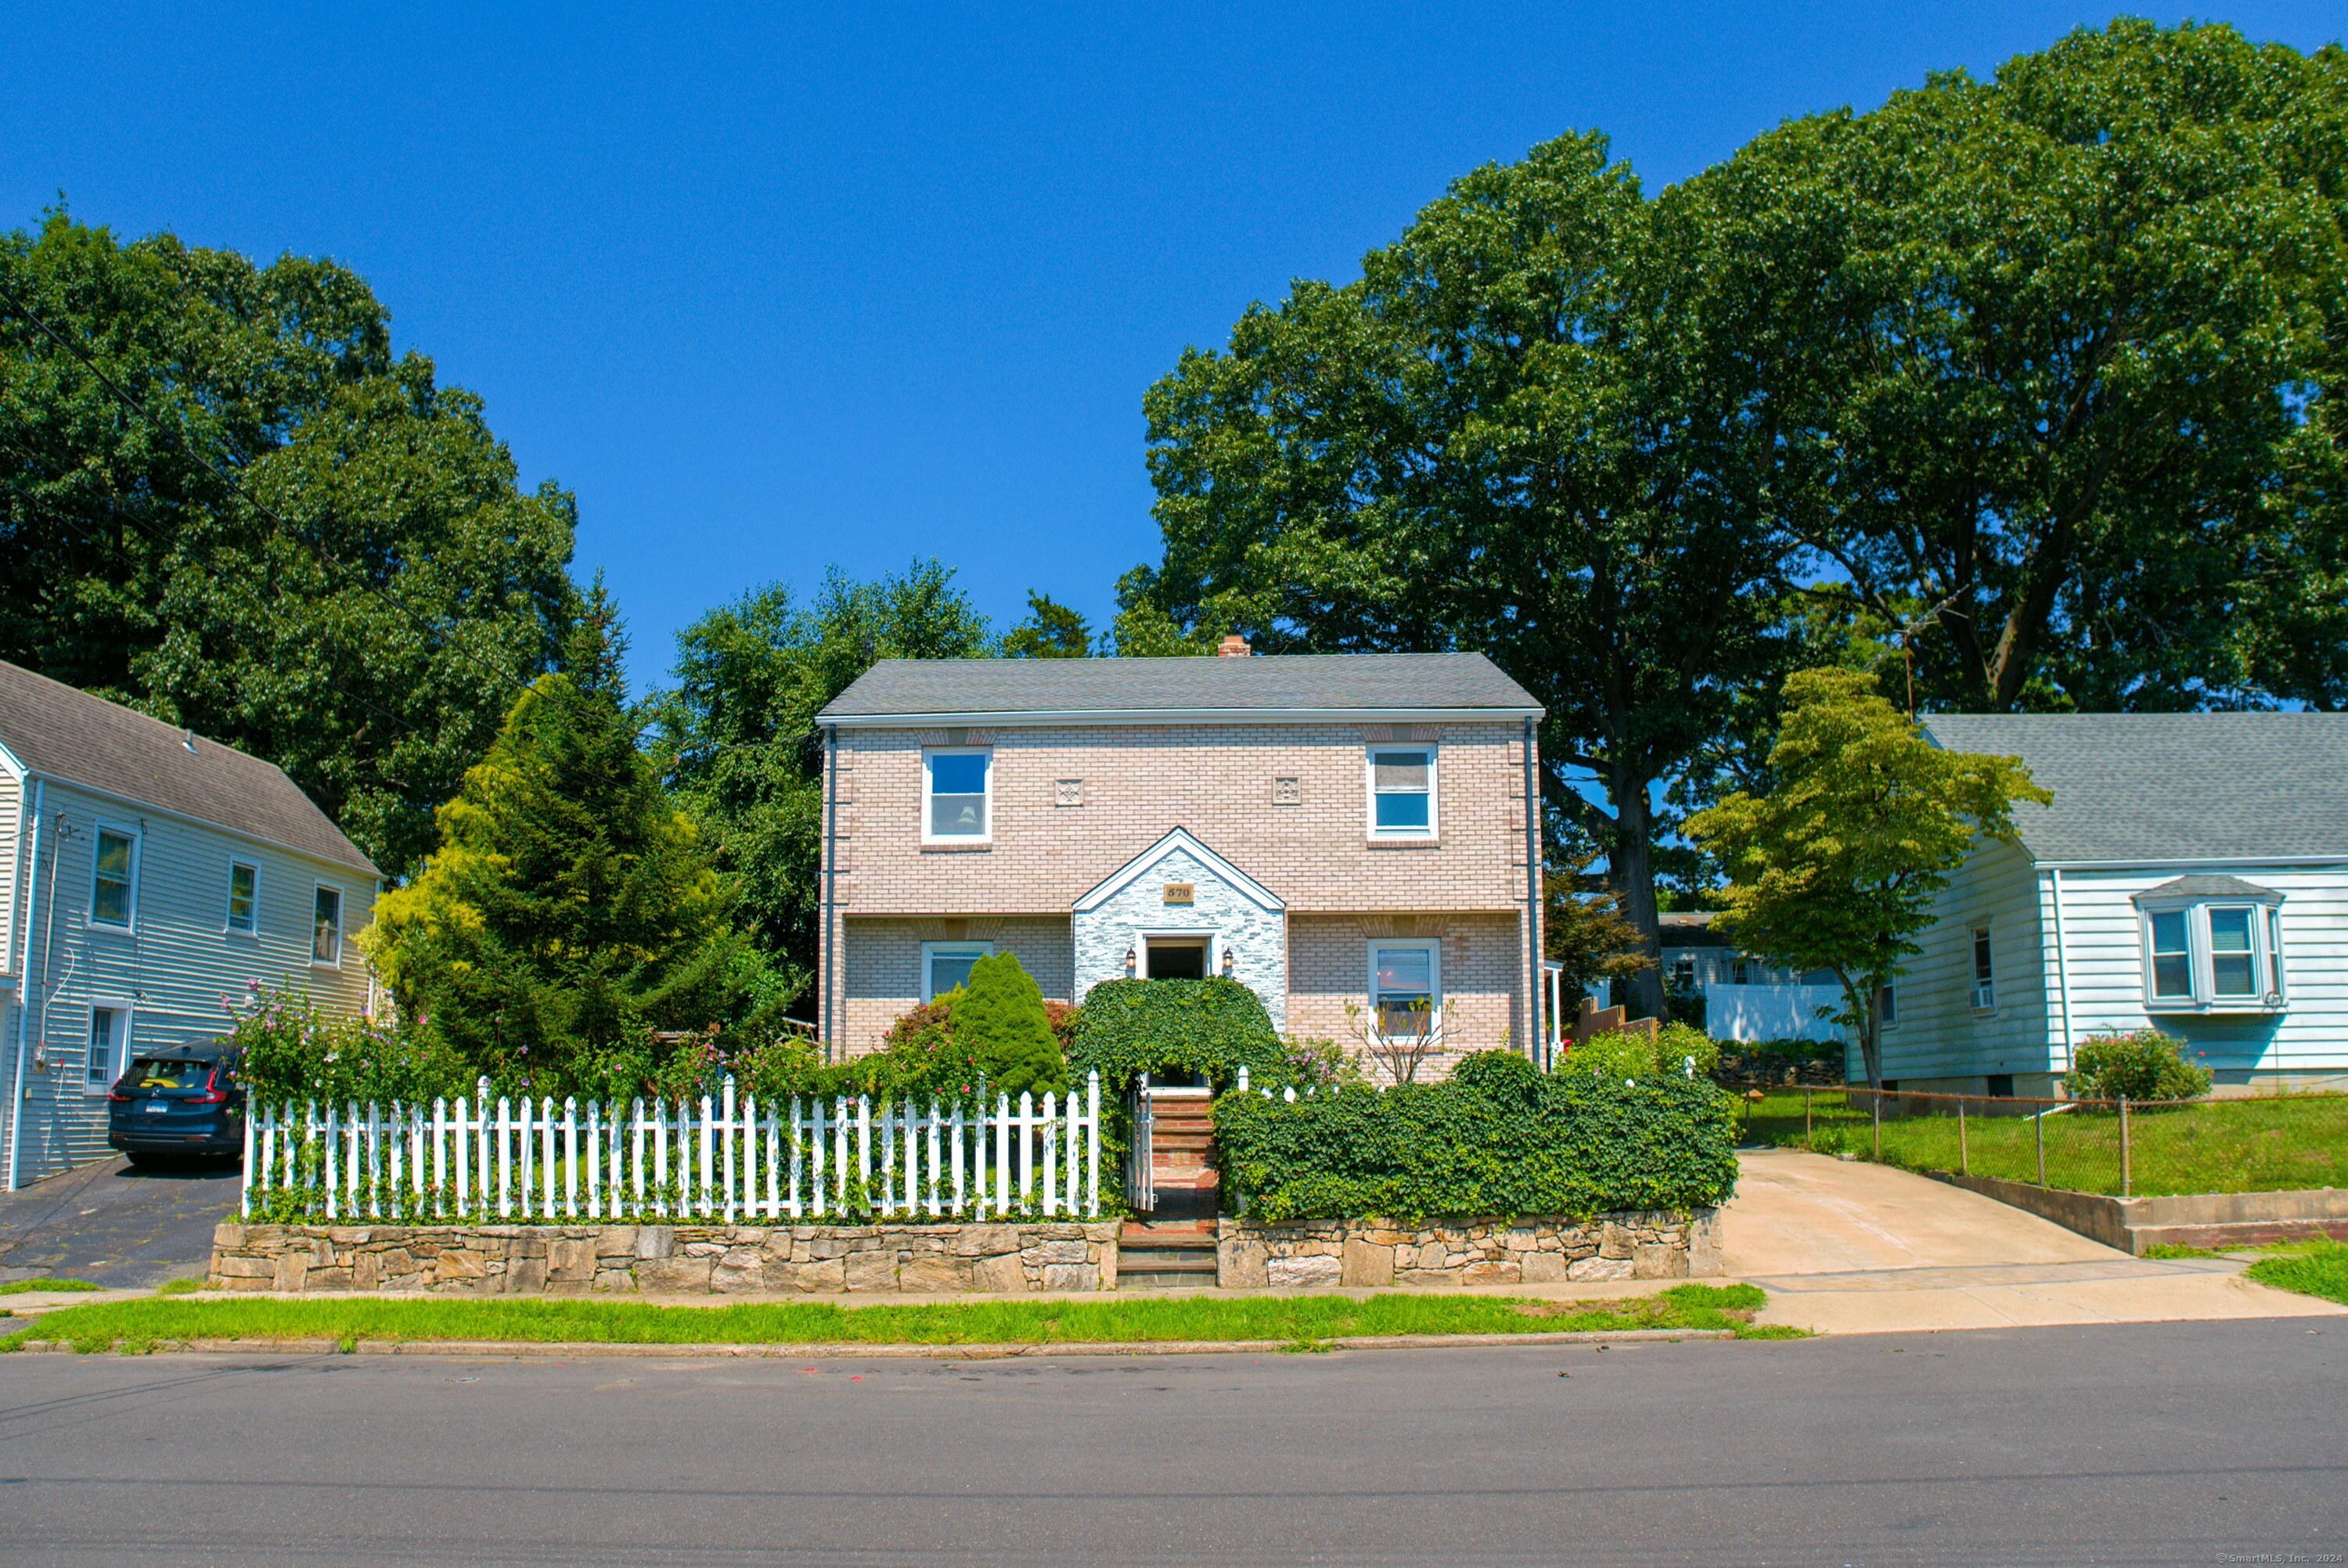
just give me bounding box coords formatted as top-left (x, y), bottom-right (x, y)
top-left (1607, 776), bottom-right (1667, 1021)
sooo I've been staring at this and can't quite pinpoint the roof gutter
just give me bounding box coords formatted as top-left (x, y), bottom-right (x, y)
top-left (819, 706), bottom-right (1545, 729)
top-left (2033, 854), bottom-right (2348, 872)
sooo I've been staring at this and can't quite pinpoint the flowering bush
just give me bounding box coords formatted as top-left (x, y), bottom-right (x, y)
top-left (229, 983), bottom-right (469, 1109)
top-left (2063, 1030), bottom-right (2213, 1104)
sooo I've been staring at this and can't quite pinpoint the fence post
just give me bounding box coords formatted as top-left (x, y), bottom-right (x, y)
top-left (2036, 1102), bottom-right (2047, 1186)
top-left (1237, 1065), bottom-right (1250, 1094)
top-left (1802, 1088), bottom-right (1812, 1151)
top-left (2119, 1095), bottom-right (2131, 1198)
top-left (1958, 1098), bottom-right (1968, 1177)
top-left (1871, 1087), bottom-right (1882, 1160)
top-left (1086, 1070), bottom-right (1101, 1219)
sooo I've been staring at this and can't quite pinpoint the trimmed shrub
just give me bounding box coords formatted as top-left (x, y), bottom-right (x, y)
top-left (1558, 1021), bottom-right (1718, 1082)
top-left (2064, 1030), bottom-right (2213, 1104)
top-left (1215, 1063), bottom-right (1740, 1222)
top-left (1067, 978), bottom-right (1290, 1093)
top-left (951, 951), bottom-right (1068, 1101)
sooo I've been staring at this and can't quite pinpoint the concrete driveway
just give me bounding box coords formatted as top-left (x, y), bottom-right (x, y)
top-left (0, 1155), bottom-right (240, 1289)
top-left (1723, 1145), bottom-right (2344, 1334)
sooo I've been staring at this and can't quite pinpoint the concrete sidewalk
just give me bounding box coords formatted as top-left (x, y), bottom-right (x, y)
top-left (1722, 1145), bottom-right (2344, 1333)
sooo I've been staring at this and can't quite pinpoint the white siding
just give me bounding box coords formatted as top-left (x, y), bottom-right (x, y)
top-left (0, 778), bottom-right (377, 1185)
top-left (0, 771), bottom-right (20, 978)
top-left (2047, 864), bottom-right (2348, 1082)
top-left (1871, 839), bottom-right (2054, 1084)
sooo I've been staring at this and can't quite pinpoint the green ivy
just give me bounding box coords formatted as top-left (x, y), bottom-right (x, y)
top-left (1214, 1050), bottom-right (1740, 1222)
top-left (1067, 978), bottom-right (1291, 1093)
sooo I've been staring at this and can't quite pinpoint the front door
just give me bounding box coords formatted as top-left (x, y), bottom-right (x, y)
top-left (1143, 936), bottom-right (1208, 980)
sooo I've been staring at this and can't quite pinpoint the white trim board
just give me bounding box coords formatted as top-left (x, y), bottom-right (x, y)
top-left (828, 706), bottom-right (1541, 729)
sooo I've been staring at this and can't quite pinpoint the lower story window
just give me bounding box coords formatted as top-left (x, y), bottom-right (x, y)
top-left (86, 1008), bottom-right (124, 1091)
top-left (1369, 940), bottom-right (1441, 1038)
top-left (921, 942), bottom-right (993, 1003)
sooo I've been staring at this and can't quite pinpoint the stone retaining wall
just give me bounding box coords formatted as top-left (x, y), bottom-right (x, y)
top-left (211, 1221), bottom-right (1119, 1295)
top-left (1216, 1211), bottom-right (1722, 1289)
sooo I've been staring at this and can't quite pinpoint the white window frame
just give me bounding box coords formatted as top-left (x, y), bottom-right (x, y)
top-left (1140, 931), bottom-right (1217, 980)
top-left (226, 858), bottom-right (261, 937)
top-left (920, 941), bottom-right (994, 1003)
top-left (2136, 898), bottom-right (2286, 1013)
top-left (1969, 926), bottom-right (1995, 1011)
top-left (89, 822), bottom-right (142, 931)
top-left (85, 1002), bottom-right (131, 1095)
top-left (1366, 937), bottom-right (1442, 1040)
top-left (312, 883), bottom-right (344, 968)
top-left (1364, 744), bottom-right (1437, 840)
top-left (921, 746), bottom-right (995, 845)
top-left (1879, 983), bottom-right (1899, 1029)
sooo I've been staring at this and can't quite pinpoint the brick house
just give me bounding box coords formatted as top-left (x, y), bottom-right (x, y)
top-left (814, 644), bottom-right (1547, 1077)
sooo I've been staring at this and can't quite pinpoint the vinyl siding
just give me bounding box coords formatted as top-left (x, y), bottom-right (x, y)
top-left (2046, 864), bottom-right (2348, 1081)
top-left (0, 778), bottom-right (378, 1185)
top-left (0, 771), bottom-right (20, 976)
top-left (1871, 839), bottom-right (2054, 1083)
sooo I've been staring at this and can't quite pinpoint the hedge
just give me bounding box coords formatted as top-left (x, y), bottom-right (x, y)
top-left (1066, 978), bottom-right (1291, 1094)
top-left (1212, 1051), bottom-right (1740, 1222)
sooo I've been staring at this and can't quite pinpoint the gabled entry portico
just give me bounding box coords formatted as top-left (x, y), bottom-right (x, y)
top-left (1071, 828), bottom-right (1287, 1026)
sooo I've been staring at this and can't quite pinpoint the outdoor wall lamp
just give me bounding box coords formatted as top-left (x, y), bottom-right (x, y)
top-left (1220, 946), bottom-right (1235, 977)
top-left (1124, 945), bottom-right (1137, 977)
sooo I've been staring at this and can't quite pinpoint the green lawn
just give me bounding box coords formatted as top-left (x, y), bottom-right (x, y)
top-left (1745, 1091), bottom-right (2344, 1197)
top-left (2245, 1239), bottom-right (2348, 1306)
top-left (0, 1278), bottom-right (100, 1296)
top-left (4, 1283), bottom-right (1794, 1353)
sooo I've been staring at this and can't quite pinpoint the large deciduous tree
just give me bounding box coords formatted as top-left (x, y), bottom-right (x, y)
top-left (1137, 132), bottom-right (1794, 1014)
top-left (645, 560), bottom-right (992, 1006)
top-left (0, 212), bottom-right (582, 876)
top-left (1669, 20), bottom-right (2348, 714)
top-left (1684, 667), bottom-right (2050, 1089)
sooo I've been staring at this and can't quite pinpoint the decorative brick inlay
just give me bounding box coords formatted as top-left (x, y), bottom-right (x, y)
top-left (211, 1221), bottom-right (1119, 1295)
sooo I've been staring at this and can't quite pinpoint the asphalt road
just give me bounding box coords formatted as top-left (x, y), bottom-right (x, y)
top-left (0, 1318), bottom-right (2339, 1566)
top-left (0, 1155), bottom-right (237, 1287)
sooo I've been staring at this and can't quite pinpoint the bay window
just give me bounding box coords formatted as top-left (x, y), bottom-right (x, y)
top-left (2133, 877), bottom-right (2285, 1012)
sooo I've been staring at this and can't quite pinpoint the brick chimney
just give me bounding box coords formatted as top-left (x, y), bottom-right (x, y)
top-left (1216, 634), bottom-right (1251, 657)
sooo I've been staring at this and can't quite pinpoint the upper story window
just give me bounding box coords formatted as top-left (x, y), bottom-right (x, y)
top-left (313, 886), bottom-right (343, 966)
top-left (2133, 877), bottom-right (2285, 1012)
top-left (226, 861), bottom-right (260, 935)
top-left (924, 748), bottom-right (992, 842)
top-left (1367, 746), bottom-right (1435, 837)
top-left (1970, 927), bottom-right (1995, 1010)
top-left (91, 827), bottom-right (139, 929)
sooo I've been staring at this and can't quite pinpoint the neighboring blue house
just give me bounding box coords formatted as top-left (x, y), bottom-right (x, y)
top-left (1873, 714), bottom-right (2348, 1098)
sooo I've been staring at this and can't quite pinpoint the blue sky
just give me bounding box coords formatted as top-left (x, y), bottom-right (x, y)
top-left (5, 4), bottom-right (2341, 693)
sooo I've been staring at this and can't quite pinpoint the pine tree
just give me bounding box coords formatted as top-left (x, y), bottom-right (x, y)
top-left (946, 951), bottom-right (1066, 1100)
top-left (362, 595), bottom-right (762, 1099)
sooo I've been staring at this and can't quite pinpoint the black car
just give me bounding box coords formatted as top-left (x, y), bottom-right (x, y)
top-left (106, 1044), bottom-right (245, 1164)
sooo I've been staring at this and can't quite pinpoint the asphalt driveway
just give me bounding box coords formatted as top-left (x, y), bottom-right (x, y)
top-left (0, 1155), bottom-right (239, 1288)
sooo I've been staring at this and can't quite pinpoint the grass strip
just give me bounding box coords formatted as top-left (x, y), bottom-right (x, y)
top-left (0, 1278), bottom-right (100, 1296)
top-left (3, 1284), bottom-right (1789, 1354)
top-left (2245, 1238), bottom-right (2348, 1306)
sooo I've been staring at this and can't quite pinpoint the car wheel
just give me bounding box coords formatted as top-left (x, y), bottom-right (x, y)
top-left (124, 1152), bottom-right (158, 1169)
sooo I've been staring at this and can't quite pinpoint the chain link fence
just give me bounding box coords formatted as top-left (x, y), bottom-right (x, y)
top-left (1741, 1086), bottom-right (2346, 1198)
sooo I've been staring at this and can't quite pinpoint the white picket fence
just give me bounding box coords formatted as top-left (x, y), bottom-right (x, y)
top-left (241, 1074), bottom-right (1103, 1224)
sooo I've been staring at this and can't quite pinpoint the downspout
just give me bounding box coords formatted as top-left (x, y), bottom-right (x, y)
top-left (2047, 866), bottom-right (2073, 1081)
top-left (822, 722), bottom-right (839, 1063)
top-left (1522, 717), bottom-right (1543, 1068)
top-left (6, 778), bottom-right (46, 1192)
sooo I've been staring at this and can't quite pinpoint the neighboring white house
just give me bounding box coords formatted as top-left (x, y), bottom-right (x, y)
top-left (1874, 713), bottom-right (2348, 1097)
top-left (0, 661), bottom-right (380, 1188)
top-left (1658, 911), bottom-right (1846, 1045)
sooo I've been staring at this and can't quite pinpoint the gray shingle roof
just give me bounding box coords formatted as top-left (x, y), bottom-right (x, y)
top-left (1920, 713), bottom-right (2348, 865)
top-left (0, 660), bottom-right (377, 874)
top-left (818, 653), bottom-right (1543, 722)
top-left (2132, 874), bottom-right (2283, 903)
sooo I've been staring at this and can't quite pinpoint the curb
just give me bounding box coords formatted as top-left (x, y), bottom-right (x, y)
top-left (9, 1325), bottom-right (1735, 1359)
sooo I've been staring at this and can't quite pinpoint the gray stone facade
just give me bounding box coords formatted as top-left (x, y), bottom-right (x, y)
top-left (1071, 833), bottom-right (1287, 1025)
top-left (211, 1221), bottom-right (1119, 1295)
top-left (1215, 1211), bottom-right (1723, 1288)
